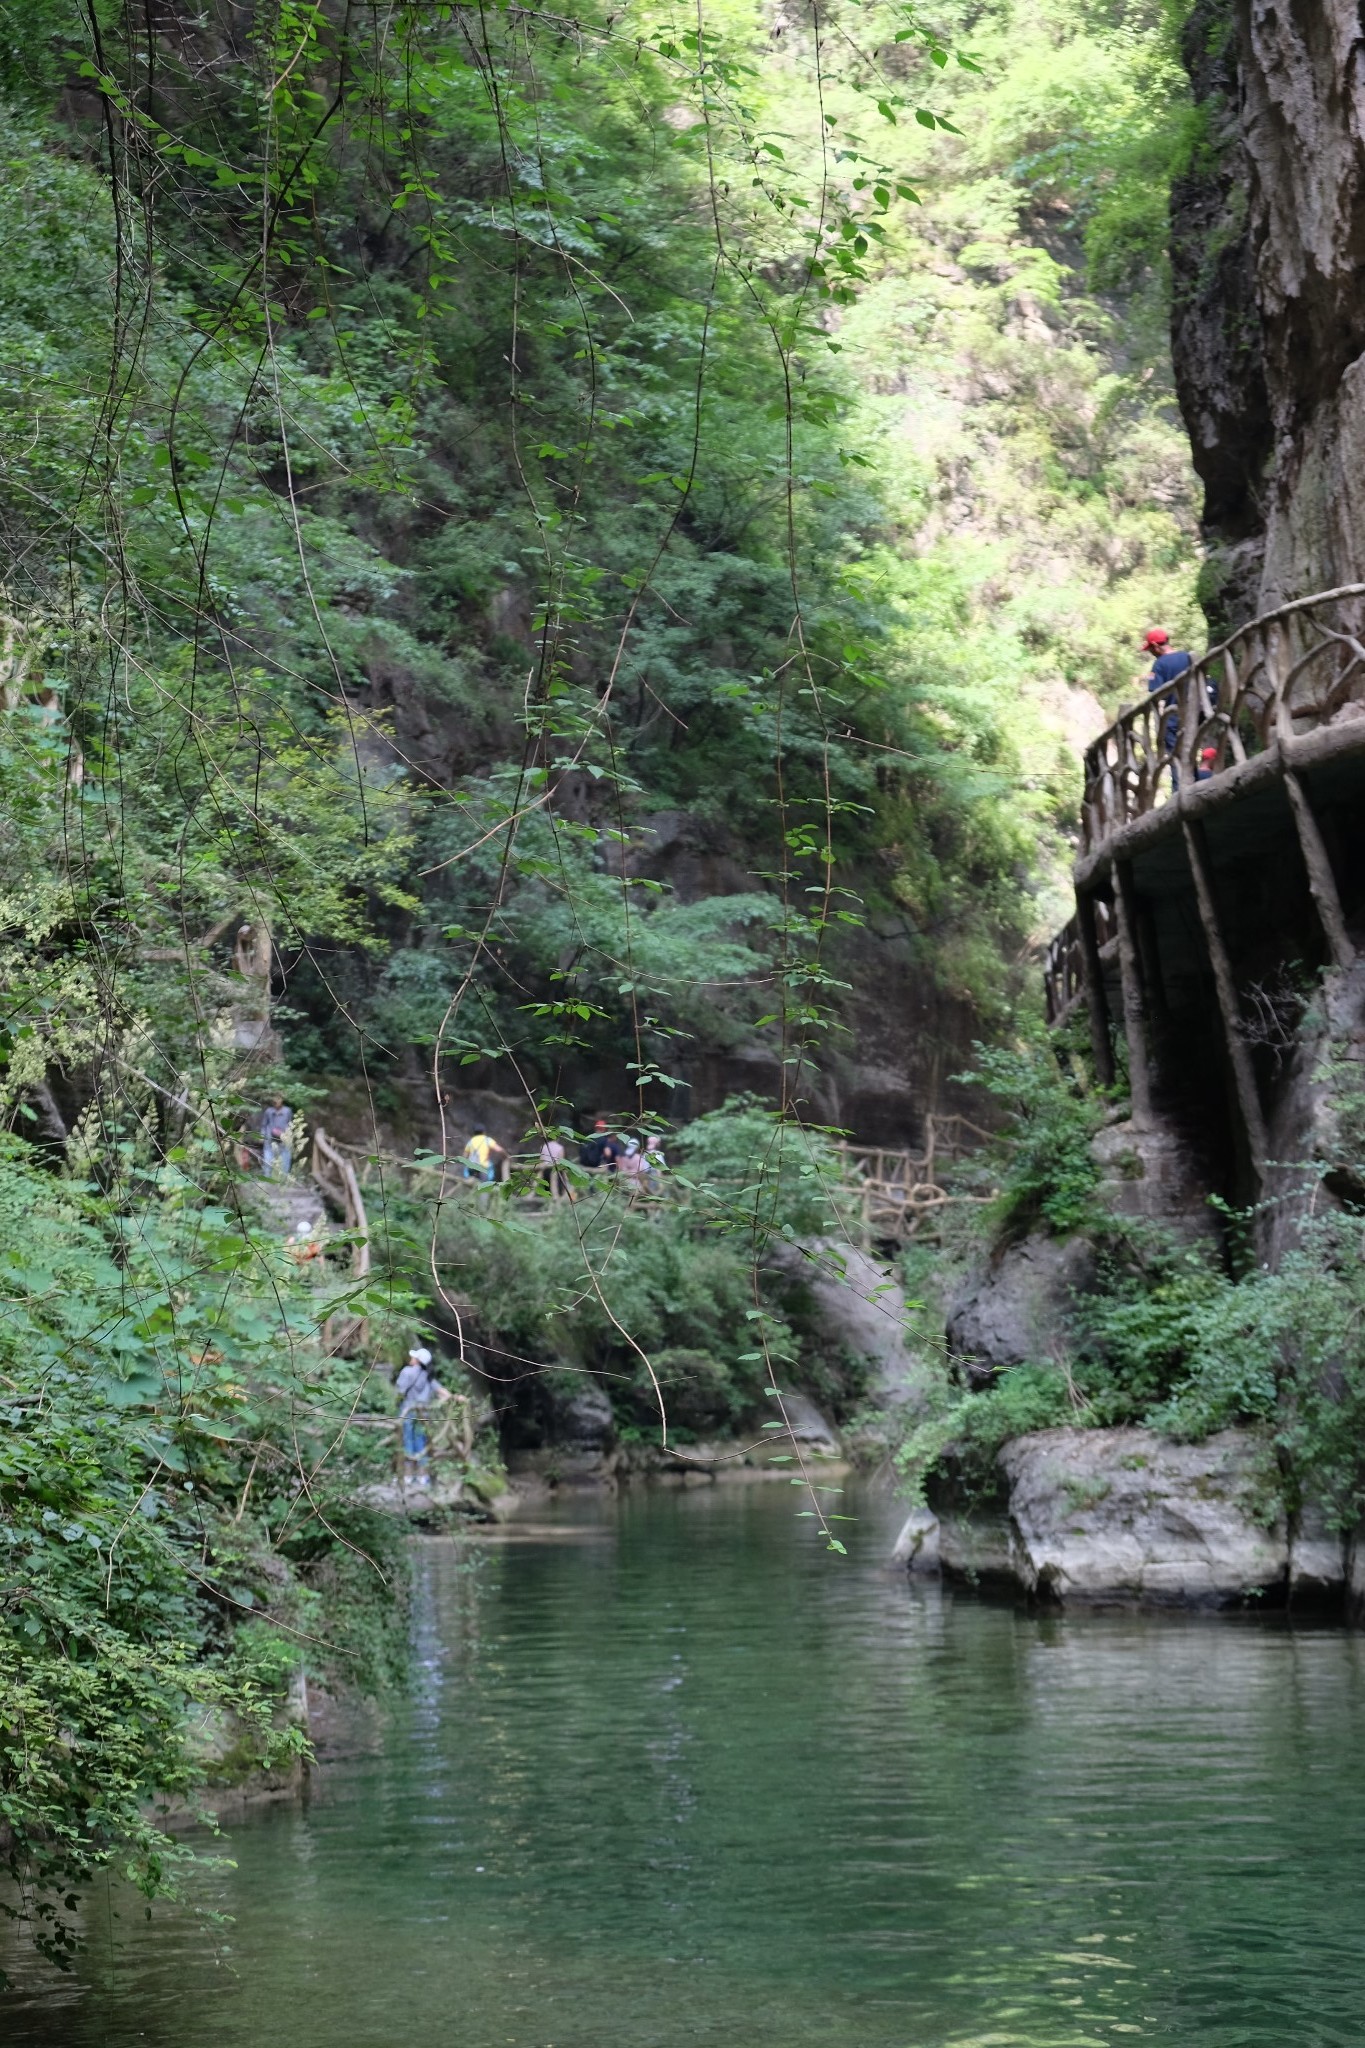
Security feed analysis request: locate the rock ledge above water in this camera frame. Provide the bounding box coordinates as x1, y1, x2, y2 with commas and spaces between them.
893, 1425, 1344, 1609
999, 1426, 1287, 1606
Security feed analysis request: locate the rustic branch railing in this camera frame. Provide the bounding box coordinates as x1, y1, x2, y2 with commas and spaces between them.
317, 1119, 991, 1248
1079, 583, 1365, 854
839, 1115, 995, 1243
312, 1126, 370, 1353
1043, 584, 1365, 1029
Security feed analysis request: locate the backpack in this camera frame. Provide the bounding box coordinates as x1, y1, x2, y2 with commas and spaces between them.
579, 1134, 608, 1169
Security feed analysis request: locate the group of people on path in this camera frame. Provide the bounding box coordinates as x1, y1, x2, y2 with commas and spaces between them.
1138, 626, 1218, 782
457, 1117, 666, 1197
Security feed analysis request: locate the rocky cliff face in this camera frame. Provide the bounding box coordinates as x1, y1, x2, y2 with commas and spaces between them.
1173, 0, 1365, 626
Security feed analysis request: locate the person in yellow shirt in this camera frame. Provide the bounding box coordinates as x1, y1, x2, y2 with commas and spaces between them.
460, 1127, 506, 1184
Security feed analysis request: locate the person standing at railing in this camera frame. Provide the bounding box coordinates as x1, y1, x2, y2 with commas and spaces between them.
578, 1119, 624, 1174
460, 1127, 506, 1184
1141, 628, 1192, 780
538, 1134, 570, 1198
642, 1132, 667, 1197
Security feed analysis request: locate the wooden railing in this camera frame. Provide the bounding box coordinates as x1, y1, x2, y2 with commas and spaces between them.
312, 1126, 370, 1353
839, 1116, 994, 1243
1044, 584, 1365, 1028
320, 1122, 990, 1247
1079, 584, 1365, 854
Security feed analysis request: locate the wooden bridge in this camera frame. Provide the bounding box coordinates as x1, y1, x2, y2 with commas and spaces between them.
1044, 583, 1365, 1197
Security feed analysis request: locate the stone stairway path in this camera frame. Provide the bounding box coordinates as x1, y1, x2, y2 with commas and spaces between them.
247, 1173, 327, 1241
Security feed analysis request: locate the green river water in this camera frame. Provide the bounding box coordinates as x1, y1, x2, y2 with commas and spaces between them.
6, 1481, 1365, 2046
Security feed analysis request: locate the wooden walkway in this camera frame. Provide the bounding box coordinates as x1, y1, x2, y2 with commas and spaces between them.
1045, 583, 1365, 1032
1042, 582, 1365, 1197
313, 1116, 992, 1253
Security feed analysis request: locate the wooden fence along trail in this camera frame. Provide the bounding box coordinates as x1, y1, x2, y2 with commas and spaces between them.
315, 1117, 993, 1248
838, 1117, 995, 1243
310, 1126, 371, 1353
1043, 582, 1365, 1199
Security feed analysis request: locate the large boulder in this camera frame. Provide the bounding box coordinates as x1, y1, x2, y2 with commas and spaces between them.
946, 1233, 1094, 1382
891, 1505, 940, 1573
765, 1239, 939, 1423
999, 1426, 1287, 1606
776, 1391, 841, 1456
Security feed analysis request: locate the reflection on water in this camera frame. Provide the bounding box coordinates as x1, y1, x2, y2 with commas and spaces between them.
6, 1482, 1365, 2046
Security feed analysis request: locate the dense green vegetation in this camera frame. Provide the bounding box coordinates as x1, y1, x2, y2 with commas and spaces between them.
0, 0, 1211, 1968
899, 1039, 1365, 1533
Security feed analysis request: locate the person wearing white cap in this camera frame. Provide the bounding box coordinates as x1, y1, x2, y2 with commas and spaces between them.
395, 1345, 445, 1487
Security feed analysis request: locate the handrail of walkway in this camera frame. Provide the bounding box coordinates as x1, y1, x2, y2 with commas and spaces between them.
1078, 582, 1365, 856
314, 1124, 993, 1243
1045, 583, 1365, 1026
312, 1125, 371, 1353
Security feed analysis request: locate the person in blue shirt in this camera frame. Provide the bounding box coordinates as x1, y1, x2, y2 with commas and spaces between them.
1142, 626, 1192, 689
1141, 628, 1192, 774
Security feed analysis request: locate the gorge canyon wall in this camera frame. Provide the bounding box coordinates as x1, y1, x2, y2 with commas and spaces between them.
1173, 0, 1365, 626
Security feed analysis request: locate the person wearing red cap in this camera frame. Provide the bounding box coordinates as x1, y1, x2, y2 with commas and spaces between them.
1141, 626, 1192, 690
1141, 628, 1192, 775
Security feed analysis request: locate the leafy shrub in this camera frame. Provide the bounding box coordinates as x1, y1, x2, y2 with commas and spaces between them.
0, 1140, 413, 1973
896, 1362, 1078, 1509
1071, 1232, 1228, 1422
959, 1042, 1106, 1237
620, 1348, 741, 1437
671, 1097, 851, 1244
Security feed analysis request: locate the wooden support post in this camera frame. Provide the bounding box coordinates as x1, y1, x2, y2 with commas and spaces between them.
1110, 861, 1155, 1126
1181, 818, 1268, 1176
1135, 896, 1170, 1040
1075, 890, 1116, 1088
1283, 764, 1354, 970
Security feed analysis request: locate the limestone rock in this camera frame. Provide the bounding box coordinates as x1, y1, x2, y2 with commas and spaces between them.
775, 1392, 841, 1456
1288, 1500, 1345, 1603
765, 1239, 938, 1419
1346, 1525, 1365, 1621
936, 1509, 1017, 1588
549, 1376, 616, 1449
999, 1426, 1286, 1606
891, 1505, 940, 1573
1173, 1, 1365, 620
945, 1233, 1094, 1381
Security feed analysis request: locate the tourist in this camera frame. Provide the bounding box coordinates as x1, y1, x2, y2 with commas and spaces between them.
619, 1134, 645, 1191
395, 1344, 446, 1488
461, 1126, 506, 1184
1141, 627, 1191, 756
260, 1093, 292, 1179
578, 1118, 624, 1173
538, 1132, 569, 1198
643, 1132, 667, 1196
1141, 626, 1192, 690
